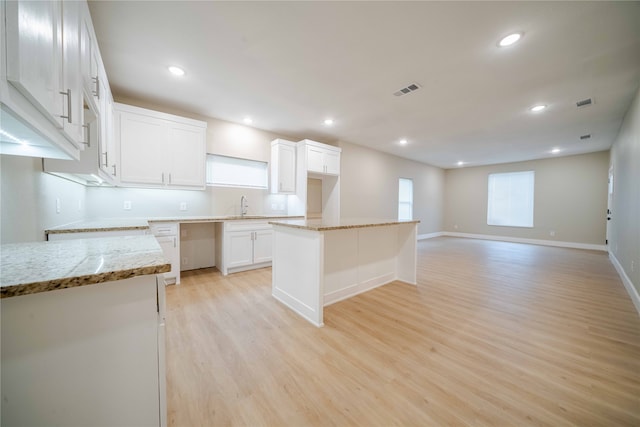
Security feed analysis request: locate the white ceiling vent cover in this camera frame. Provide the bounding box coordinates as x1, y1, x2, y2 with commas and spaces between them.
576, 98, 593, 108
394, 83, 421, 97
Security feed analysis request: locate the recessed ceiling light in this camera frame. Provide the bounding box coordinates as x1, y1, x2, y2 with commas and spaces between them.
457, 161, 464, 166
324, 118, 334, 126
243, 117, 253, 125
551, 148, 561, 154
530, 104, 547, 112
168, 66, 185, 76
399, 139, 408, 145
498, 32, 523, 47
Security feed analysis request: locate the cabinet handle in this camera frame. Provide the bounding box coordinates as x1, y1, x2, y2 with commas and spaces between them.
169, 173, 172, 184
162, 172, 165, 184
279, 182, 282, 191
92, 76, 100, 98
173, 237, 176, 248
81, 124, 90, 147
102, 151, 108, 167
112, 164, 117, 176
59, 89, 72, 123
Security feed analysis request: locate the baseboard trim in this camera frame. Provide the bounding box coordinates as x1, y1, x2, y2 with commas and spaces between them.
609, 252, 640, 316
441, 232, 607, 252
417, 232, 445, 240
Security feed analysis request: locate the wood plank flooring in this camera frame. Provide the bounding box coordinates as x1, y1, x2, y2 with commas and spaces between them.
165, 237, 640, 426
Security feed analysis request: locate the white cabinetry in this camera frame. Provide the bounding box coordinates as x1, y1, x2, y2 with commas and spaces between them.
1, 275, 166, 426
270, 139, 296, 194
218, 221, 273, 275
302, 140, 340, 176
115, 103, 207, 190
150, 222, 180, 285
1, 0, 90, 159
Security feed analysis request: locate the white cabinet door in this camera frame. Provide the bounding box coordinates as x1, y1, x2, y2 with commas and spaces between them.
156, 235, 180, 283
60, 0, 84, 145
324, 150, 341, 175
167, 123, 206, 187
226, 231, 254, 269
116, 104, 207, 189
104, 92, 118, 179
118, 111, 167, 185
271, 141, 296, 193
5, 0, 63, 127
253, 229, 273, 264
306, 146, 325, 174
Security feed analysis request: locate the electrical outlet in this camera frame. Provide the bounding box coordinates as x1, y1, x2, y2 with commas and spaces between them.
271, 203, 277, 210
180, 202, 187, 211
182, 257, 188, 265
56, 198, 61, 214
123, 201, 132, 210
453, 224, 458, 230
549, 230, 556, 237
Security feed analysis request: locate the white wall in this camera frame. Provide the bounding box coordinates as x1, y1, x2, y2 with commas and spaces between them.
443, 151, 610, 245
1, 156, 87, 243
337, 141, 444, 236
609, 86, 640, 297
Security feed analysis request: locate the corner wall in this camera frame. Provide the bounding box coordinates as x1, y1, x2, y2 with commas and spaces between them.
608, 86, 640, 304
443, 151, 610, 246
338, 141, 444, 236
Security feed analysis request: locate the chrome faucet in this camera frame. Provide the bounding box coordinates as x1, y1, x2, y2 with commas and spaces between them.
240, 195, 248, 216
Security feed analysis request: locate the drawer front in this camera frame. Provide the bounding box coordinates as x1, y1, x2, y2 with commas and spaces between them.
149, 222, 178, 236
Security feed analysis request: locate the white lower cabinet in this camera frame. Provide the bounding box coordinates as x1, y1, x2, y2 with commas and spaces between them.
218, 221, 273, 275
149, 222, 180, 285
0, 275, 166, 427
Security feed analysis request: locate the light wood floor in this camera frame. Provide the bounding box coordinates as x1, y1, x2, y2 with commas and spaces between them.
165, 237, 640, 426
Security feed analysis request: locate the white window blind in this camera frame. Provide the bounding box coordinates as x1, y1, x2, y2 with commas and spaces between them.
398, 178, 413, 221
206, 154, 268, 188
487, 171, 534, 227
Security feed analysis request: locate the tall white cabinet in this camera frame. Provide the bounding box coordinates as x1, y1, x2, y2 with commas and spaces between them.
115, 103, 207, 189
289, 140, 342, 221
271, 139, 297, 194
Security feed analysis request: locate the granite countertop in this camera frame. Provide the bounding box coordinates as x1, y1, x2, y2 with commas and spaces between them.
269, 218, 420, 231
45, 215, 304, 234
0, 235, 170, 298
46, 218, 150, 234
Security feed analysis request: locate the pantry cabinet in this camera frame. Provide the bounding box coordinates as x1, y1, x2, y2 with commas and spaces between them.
270, 139, 296, 194
116, 103, 207, 190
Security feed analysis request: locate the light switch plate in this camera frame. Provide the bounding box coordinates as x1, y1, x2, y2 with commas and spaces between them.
56, 198, 61, 214
179, 202, 187, 211
123, 201, 132, 210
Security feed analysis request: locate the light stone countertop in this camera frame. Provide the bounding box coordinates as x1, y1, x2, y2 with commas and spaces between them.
269, 218, 420, 231
0, 235, 170, 298
45, 215, 304, 234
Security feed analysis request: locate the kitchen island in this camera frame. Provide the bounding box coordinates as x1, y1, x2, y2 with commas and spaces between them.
1, 236, 170, 426
269, 218, 419, 326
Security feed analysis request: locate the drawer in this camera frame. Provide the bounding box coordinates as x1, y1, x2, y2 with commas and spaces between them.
149, 222, 178, 236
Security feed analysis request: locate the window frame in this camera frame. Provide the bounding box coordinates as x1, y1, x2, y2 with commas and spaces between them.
398, 177, 413, 221
205, 153, 268, 189
487, 170, 535, 228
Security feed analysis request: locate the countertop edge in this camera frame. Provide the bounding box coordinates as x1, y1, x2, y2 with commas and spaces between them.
269, 220, 420, 231
46, 225, 150, 234
0, 263, 171, 299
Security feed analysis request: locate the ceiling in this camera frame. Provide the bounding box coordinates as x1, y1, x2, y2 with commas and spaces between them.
88, 1, 640, 169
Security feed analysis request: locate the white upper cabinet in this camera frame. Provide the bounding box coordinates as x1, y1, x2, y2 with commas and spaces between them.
115, 103, 207, 190
270, 139, 296, 194
1, 0, 97, 159
300, 139, 341, 176
5, 1, 63, 128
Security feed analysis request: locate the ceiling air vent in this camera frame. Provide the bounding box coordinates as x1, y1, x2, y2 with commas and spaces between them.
580, 133, 592, 140
576, 98, 593, 108
394, 83, 421, 97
